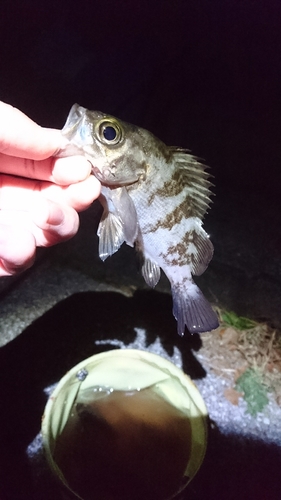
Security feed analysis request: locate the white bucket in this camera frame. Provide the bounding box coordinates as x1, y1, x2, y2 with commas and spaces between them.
42, 349, 208, 500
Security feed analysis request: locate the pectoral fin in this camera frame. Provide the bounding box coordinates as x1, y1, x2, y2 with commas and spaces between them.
97, 187, 138, 260
112, 187, 138, 247
190, 231, 214, 276
186, 220, 214, 276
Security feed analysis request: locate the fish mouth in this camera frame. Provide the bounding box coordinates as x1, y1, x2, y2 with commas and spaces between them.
91, 166, 139, 187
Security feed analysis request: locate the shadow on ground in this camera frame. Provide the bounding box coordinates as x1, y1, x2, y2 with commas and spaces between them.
0, 291, 280, 500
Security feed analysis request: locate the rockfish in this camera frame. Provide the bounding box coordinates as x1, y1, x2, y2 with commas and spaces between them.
59, 104, 219, 335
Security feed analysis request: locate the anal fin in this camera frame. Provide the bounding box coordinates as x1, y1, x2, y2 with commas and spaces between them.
142, 258, 161, 287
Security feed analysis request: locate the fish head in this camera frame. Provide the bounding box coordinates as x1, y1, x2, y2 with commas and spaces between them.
60, 103, 155, 186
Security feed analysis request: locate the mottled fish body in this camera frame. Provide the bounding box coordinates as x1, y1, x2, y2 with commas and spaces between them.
59, 104, 219, 335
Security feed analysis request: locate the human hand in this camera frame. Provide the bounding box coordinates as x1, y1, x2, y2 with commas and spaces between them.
0, 101, 100, 276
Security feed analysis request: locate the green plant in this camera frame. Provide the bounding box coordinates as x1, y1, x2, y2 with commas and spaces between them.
235, 368, 269, 416
220, 310, 257, 330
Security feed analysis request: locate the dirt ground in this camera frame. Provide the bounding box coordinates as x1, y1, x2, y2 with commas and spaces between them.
198, 309, 281, 414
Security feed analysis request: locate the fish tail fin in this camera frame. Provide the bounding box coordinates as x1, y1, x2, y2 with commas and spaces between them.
171, 283, 219, 336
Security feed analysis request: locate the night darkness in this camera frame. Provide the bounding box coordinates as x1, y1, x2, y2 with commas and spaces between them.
1, 0, 281, 201
1, 1, 281, 499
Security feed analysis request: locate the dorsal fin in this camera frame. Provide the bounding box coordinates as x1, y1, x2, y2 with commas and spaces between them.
170, 148, 214, 220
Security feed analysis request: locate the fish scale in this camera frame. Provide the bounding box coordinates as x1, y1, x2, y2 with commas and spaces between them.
58, 104, 219, 336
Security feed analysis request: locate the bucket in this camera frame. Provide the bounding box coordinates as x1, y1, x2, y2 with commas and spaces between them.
42, 349, 208, 500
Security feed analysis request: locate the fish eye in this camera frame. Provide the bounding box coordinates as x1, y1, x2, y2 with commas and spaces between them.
97, 119, 123, 145
103, 126, 117, 141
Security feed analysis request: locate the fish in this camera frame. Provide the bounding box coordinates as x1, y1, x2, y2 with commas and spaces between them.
58, 103, 219, 336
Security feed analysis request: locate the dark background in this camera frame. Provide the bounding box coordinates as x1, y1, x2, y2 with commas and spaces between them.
1, 0, 281, 325
0, 1, 281, 499
1, 0, 281, 197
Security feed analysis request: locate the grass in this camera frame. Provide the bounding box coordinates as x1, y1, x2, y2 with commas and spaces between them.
198, 308, 281, 414
235, 368, 269, 416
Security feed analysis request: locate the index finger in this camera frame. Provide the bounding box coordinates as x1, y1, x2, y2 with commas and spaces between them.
0, 101, 64, 160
